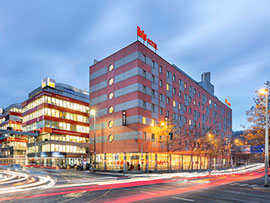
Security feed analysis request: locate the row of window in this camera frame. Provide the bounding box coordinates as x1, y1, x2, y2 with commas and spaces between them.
140, 56, 230, 116
0, 123, 22, 131
31, 133, 88, 143
23, 95, 89, 114
22, 108, 88, 124
28, 144, 87, 154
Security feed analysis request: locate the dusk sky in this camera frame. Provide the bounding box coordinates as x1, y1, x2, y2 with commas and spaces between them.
0, 0, 269, 131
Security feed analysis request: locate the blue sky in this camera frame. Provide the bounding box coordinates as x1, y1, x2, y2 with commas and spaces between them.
0, 0, 269, 131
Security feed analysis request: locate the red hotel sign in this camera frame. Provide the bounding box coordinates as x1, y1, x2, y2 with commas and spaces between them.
137, 26, 157, 50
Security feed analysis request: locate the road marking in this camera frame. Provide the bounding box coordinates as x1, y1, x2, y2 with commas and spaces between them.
225, 190, 246, 194
172, 196, 194, 201
140, 191, 156, 195
230, 182, 240, 185
239, 184, 249, 186
248, 184, 258, 187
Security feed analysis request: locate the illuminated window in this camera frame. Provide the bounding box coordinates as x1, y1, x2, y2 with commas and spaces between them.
166, 84, 169, 91
109, 107, 114, 114
189, 119, 192, 125
108, 120, 114, 128
108, 134, 114, 142
109, 78, 114, 86
194, 100, 196, 105
173, 100, 176, 107
108, 64, 114, 72
142, 117, 146, 124
108, 92, 114, 99
209, 99, 212, 104
151, 119, 154, 126
184, 82, 187, 88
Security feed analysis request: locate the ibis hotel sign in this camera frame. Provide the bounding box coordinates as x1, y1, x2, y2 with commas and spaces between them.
137, 26, 157, 50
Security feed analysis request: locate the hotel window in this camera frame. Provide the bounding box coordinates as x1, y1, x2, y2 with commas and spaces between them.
152, 104, 155, 112
173, 113, 176, 120
159, 66, 163, 73
179, 79, 182, 86
152, 75, 155, 83
178, 103, 181, 110
159, 79, 163, 87
143, 85, 146, 94
173, 100, 176, 107
198, 102, 200, 107
108, 120, 113, 128
194, 100, 196, 106
166, 110, 169, 117
159, 94, 163, 101
209, 99, 212, 104
109, 78, 114, 86
151, 134, 155, 141
108, 64, 114, 72
152, 90, 155, 98
143, 101, 146, 109
143, 132, 147, 140
173, 75, 176, 82
184, 117, 187, 124
173, 88, 176, 95
166, 97, 169, 104
109, 107, 114, 114
189, 86, 192, 93
151, 119, 154, 126
214, 103, 217, 108
108, 92, 114, 100
166, 83, 169, 91
189, 108, 192, 114
179, 91, 182, 97
184, 105, 187, 112
143, 54, 146, 63
184, 94, 187, 101
143, 70, 146, 78
184, 82, 187, 88
152, 60, 155, 68
198, 91, 200, 97
189, 96, 192, 103
166, 70, 170, 78
142, 117, 146, 124
193, 89, 196, 95
159, 107, 163, 115
202, 104, 205, 110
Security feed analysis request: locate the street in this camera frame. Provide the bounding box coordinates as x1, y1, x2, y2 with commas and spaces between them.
0, 164, 269, 202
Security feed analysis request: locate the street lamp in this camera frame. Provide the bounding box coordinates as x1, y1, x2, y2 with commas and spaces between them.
259, 88, 269, 187
90, 109, 96, 171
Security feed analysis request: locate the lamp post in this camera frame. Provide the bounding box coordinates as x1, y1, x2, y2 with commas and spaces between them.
260, 89, 269, 187
90, 110, 96, 172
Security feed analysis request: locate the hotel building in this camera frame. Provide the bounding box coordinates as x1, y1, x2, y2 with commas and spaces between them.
22, 78, 90, 167
89, 41, 232, 172
0, 104, 27, 163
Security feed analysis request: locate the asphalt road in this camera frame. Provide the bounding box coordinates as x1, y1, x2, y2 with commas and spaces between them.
1, 167, 269, 203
